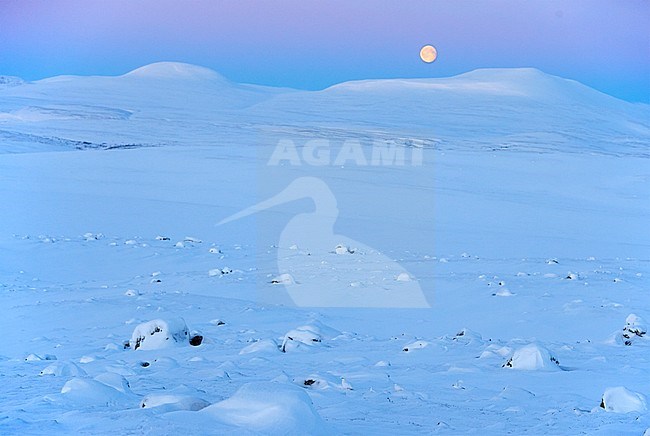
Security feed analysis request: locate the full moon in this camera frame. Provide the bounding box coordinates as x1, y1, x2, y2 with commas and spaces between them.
419, 45, 437, 63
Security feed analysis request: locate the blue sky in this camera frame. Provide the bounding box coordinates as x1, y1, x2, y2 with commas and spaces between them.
0, 0, 648, 102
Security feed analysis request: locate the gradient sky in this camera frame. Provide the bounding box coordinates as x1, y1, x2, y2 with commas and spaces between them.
0, 0, 648, 102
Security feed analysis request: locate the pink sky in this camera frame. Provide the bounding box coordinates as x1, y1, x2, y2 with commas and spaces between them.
0, 0, 648, 101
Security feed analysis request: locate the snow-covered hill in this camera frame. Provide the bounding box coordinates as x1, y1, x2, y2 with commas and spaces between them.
0, 63, 647, 155
0, 63, 648, 434
252, 67, 649, 156
0, 62, 290, 152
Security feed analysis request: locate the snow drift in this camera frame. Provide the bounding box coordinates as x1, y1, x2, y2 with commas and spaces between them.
201, 382, 329, 434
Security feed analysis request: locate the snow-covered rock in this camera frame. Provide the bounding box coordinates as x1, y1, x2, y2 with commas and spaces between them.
492, 288, 514, 297
451, 328, 483, 345
202, 382, 329, 435
83, 232, 104, 241
24, 353, 57, 362
294, 376, 329, 390
189, 331, 203, 346
129, 318, 190, 350
620, 314, 647, 346
60, 378, 136, 407
39, 362, 87, 377
208, 266, 232, 276
280, 326, 322, 353
600, 387, 647, 413
403, 340, 428, 352
271, 273, 295, 284
503, 344, 560, 371
335, 244, 354, 254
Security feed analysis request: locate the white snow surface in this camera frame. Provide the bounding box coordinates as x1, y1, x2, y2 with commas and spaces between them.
0, 63, 649, 434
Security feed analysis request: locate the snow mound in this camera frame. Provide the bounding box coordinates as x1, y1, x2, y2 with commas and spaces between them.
60, 378, 136, 407
503, 344, 560, 371
93, 373, 132, 393
202, 382, 328, 435
396, 272, 412, 282
123, 62, 226, 82
240, 339, 279, 355
39, 361, 86, 377
124, 289, 141, 297
600, 387, 647, 413
129, 318, 190, 350
25, 353, 56, 362
303, 319, 342, 338
280, 326, 322, 353
141, 394, 210, 412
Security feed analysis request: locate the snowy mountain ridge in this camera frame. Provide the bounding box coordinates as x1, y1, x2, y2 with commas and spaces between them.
3, 62, 641, 105
0, 62, 647, 155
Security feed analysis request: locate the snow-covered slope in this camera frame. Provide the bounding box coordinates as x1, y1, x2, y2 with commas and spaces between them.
252, 67, 649, 156
0, 63, 648, 434
0, 62, 291, 152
